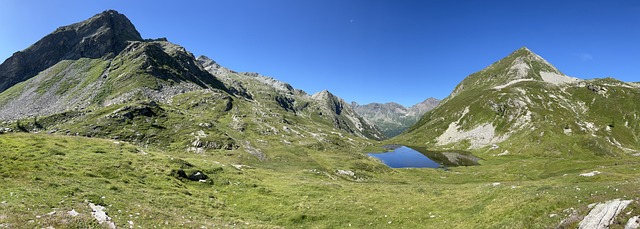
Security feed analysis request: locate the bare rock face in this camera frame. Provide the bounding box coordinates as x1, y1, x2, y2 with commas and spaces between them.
0, 10, 142, 92
578, 199, 632, 229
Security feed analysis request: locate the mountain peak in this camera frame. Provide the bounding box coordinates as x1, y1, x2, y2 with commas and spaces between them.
517, 46, 532, 52
89, 9, 128, 22
312, 90, 332, 99
69, 9, 142, 51
504, 47, 559, 73
197, 55, 219, 69
100, 9, 122, 16
447, 47, 576, 98
0, 9, 143, 92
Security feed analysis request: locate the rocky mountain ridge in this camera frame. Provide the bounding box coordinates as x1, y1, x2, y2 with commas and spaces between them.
0, 10, 384, 156
352, 98, 440, 137
197, 56, 384, 140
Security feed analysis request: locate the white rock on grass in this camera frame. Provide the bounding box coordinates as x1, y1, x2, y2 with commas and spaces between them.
508, 57, 531, 79
579, 171, 602, 177
436, 121, 507, 149
626, 216, 640, 229
625, 216, 640, 229
496, 150, 509, 156
89, 203, 116, 229
493, 79, 535, 90
67, 209, 80, 217
540, 71, 580, 85
578, 199, 632, 229
231, 164, 247, 170
337, 170, 355, 177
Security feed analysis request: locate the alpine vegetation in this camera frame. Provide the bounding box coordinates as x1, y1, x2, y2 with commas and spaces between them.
1, 10, 639, 229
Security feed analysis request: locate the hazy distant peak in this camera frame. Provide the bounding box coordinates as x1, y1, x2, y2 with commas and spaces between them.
351, 97, 440, 138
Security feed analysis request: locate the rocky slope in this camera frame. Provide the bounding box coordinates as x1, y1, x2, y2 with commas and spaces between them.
397, 47, 640, 157
352, 98, 440, 137
0, 10, 383, 157
197, 55, 384, 141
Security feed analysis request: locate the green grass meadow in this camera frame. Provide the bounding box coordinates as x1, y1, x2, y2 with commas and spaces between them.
1, 133, 639, 228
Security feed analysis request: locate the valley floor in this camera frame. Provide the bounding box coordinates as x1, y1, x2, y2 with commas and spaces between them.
1, 133, 639, 228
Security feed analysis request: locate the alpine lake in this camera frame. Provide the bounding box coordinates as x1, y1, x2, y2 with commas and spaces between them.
368, 145, 481, 168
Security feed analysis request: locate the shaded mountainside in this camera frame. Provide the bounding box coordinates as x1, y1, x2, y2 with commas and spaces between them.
396, 47, 640, 157
0, 10, 383, 157
352, 98, 440, 137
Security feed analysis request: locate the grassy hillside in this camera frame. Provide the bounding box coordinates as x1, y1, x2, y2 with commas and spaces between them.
397, 49, 640, 158
2, 133, 640, 228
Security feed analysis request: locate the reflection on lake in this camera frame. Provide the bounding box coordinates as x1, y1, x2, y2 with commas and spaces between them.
368, 145, 481, 168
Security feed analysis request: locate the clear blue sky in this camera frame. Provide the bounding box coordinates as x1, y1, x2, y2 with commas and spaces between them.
1, 1, 639, 106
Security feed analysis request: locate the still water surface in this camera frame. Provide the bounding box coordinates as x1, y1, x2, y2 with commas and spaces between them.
368, 145, 481, 168
368, 146, 441, 168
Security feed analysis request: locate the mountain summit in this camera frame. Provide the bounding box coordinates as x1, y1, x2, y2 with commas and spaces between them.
398, 47, 640, 156
0, 10, 142, 92
449, 47, 579, 98
0, 12, 226, 121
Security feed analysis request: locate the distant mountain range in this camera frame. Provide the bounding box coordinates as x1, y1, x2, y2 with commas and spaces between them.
351, 98, 440, 138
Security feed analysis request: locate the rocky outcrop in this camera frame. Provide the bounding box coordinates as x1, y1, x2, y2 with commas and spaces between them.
0, 10, 142, 92
578, 199, 632, 229
313, 90, 385, 140
586, 83, 608, 95
172, 169, 209, 182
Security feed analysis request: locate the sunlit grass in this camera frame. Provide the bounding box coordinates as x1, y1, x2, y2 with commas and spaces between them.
1, 133, 639, 228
